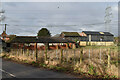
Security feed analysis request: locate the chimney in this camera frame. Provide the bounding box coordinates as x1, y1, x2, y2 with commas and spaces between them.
5, 24, 7, 33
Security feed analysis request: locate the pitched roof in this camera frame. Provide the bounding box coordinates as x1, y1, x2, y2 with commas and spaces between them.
7, 36, 75, 43
62, 32, 80, 37
82, 31, 114, 36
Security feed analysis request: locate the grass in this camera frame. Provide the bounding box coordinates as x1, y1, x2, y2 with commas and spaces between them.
83, 45, 118, 49
88, 65, 97, 76
2, 47, 119, 79
40, 63, 47, 68
111, 60, 118, 67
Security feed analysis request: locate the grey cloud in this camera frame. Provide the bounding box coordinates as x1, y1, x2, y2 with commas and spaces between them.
1, 2, 118, 36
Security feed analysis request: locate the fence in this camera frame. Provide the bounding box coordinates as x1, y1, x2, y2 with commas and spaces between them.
3, 47, 119, 77
7, 48, 118, 67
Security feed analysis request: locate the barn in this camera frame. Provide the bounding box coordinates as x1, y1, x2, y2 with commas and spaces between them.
82, 31, 114, 46
60, 32, 87, 46
60, 32, 87, 42
60, 31, 114, 46
3, 36, 75, 52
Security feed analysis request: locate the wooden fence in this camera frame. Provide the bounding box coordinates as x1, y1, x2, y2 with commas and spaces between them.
7, 47, 118, 68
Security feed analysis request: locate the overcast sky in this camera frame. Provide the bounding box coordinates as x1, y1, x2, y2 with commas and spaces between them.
0, 2, 118, 36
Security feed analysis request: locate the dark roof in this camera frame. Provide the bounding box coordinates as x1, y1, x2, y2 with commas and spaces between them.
7, 36, 75, 43
62, 32, 80, 37
82, 31, 114, 36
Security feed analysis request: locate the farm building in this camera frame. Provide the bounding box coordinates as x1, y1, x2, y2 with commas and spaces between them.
82, 31, 114, 46
60, 32, 87, 41
60, 32, 87, 46
60, 31, 114, 46
3, 36, 75, 52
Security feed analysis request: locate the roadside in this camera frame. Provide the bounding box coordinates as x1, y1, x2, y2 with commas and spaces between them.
2, 58, 87, 78
1, 45, 119, 79
2, 58, 76, 78
2, 57, 115, 79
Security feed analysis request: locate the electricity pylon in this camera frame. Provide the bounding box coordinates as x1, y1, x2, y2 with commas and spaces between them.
0, 0, 4, 21
104, 5, 113, 32
0, 0, 6, 33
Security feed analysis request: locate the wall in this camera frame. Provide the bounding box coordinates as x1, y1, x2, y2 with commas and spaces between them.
85, 34, 114, 42
79, 41, 86, 46
79, 41, 114, 46
86, 41, 114, 46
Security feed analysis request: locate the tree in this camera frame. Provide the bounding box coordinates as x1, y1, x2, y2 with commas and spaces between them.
37, 28, 51, 37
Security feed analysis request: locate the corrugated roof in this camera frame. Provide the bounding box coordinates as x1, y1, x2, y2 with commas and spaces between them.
7, 36, 75, 43
82, 31, 114, 36
62, 32, 80, 37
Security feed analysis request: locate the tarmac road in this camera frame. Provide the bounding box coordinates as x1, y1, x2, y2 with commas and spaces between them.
0, 58, 76, 78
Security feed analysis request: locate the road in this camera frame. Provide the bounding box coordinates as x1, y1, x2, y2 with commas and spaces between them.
0, 58, 76, 78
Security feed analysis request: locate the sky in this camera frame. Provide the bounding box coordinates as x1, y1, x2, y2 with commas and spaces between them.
0, 2, 118, 36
